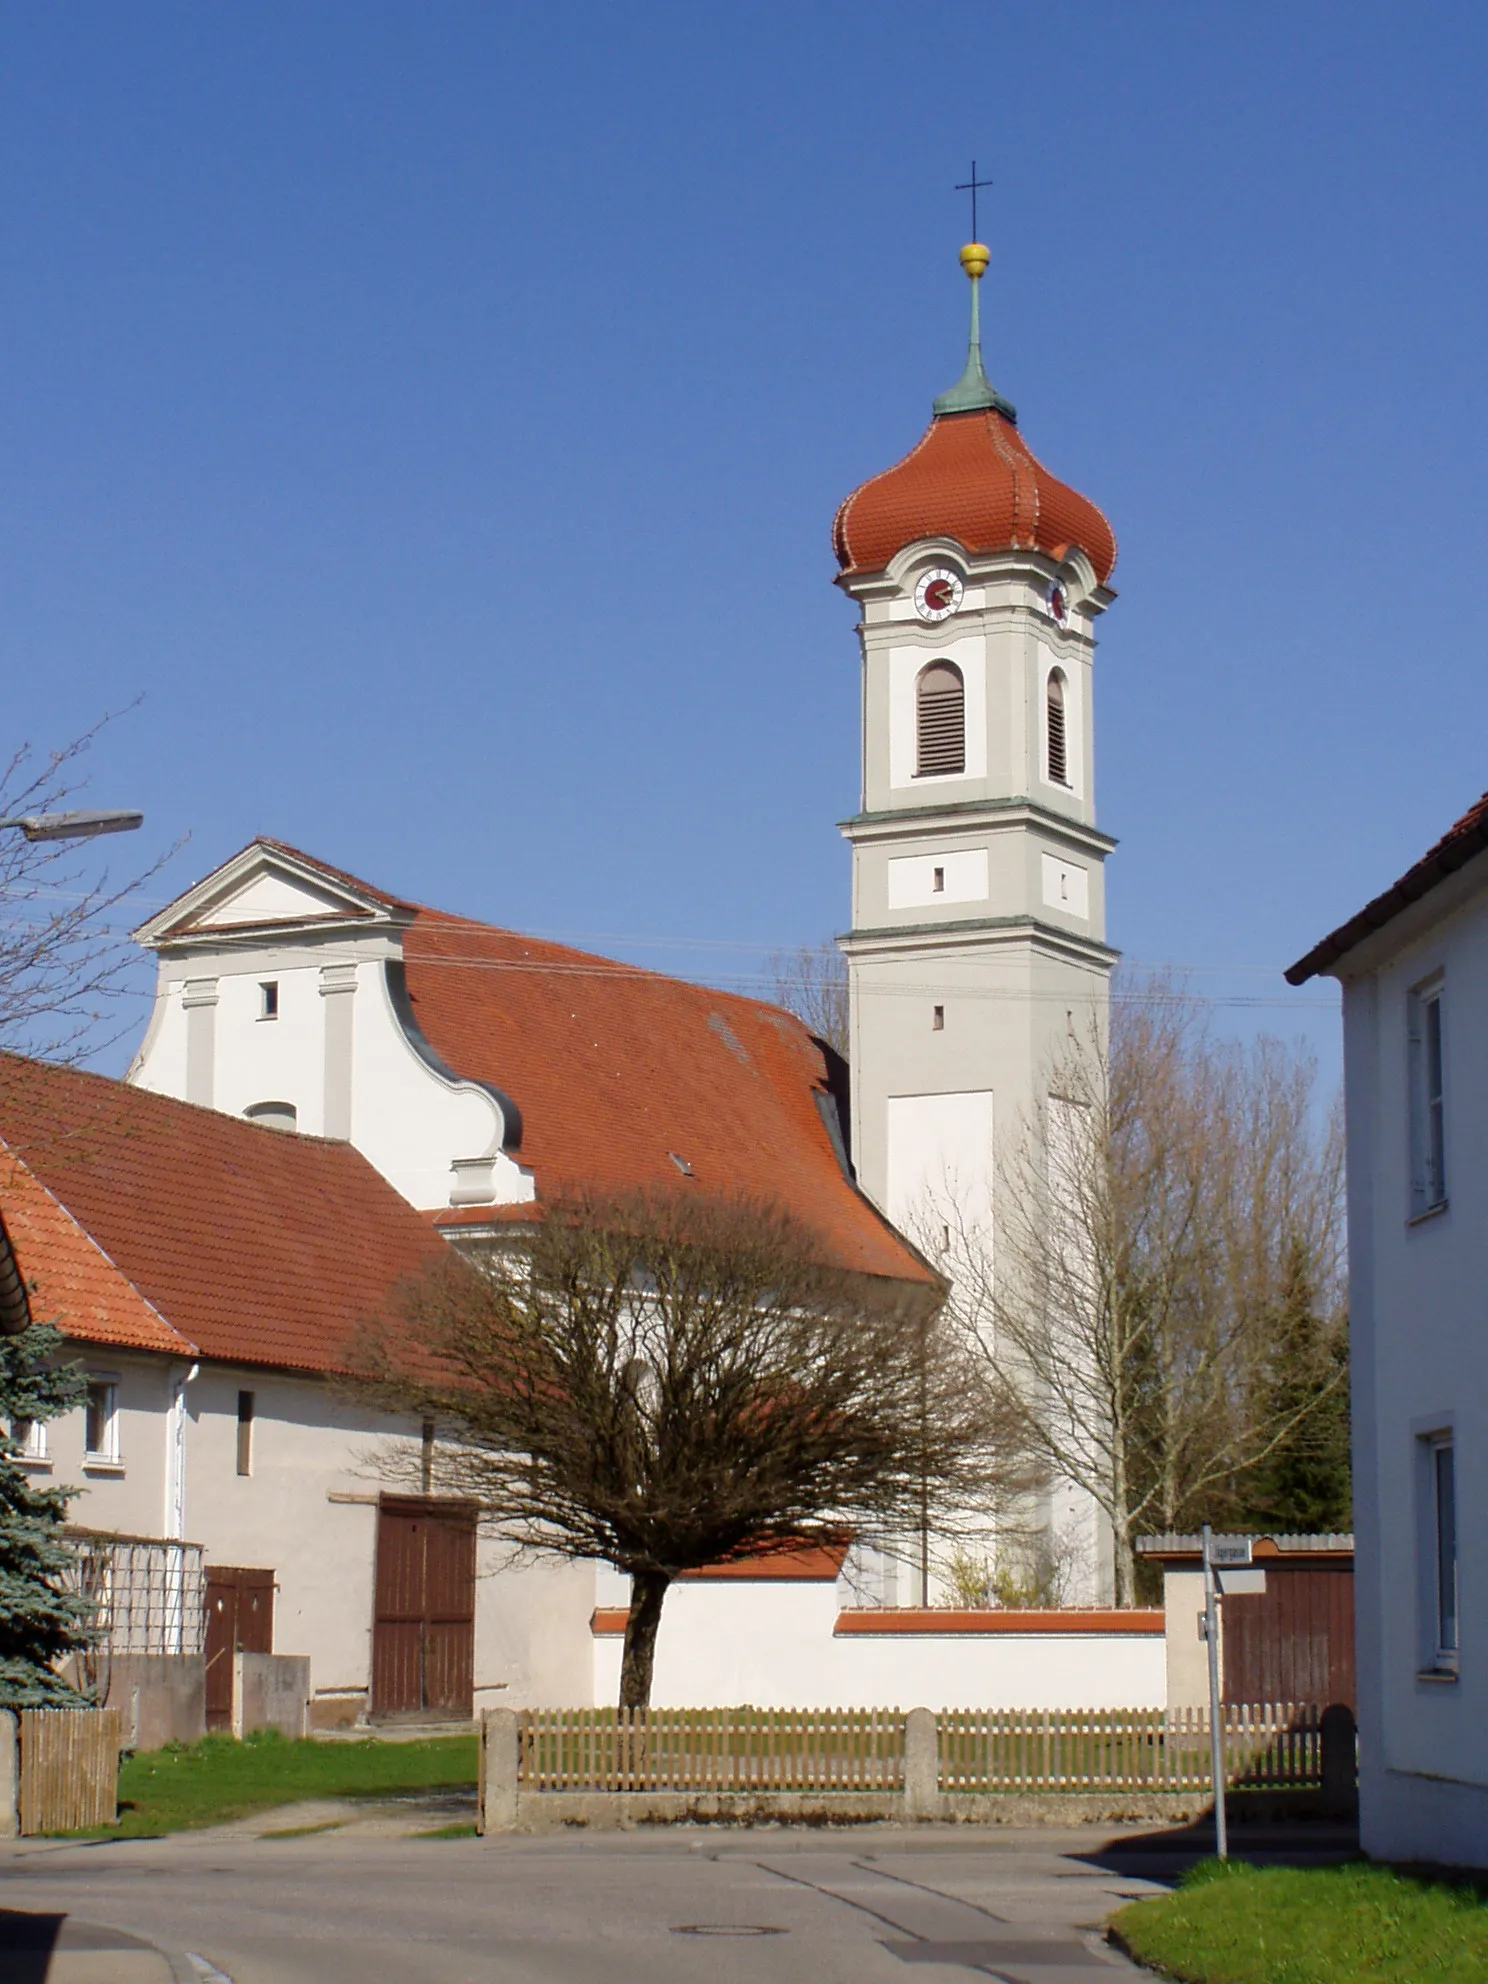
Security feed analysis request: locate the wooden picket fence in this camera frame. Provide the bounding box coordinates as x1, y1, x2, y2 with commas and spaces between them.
939, 1703, 1322, 1793
18, 1708, 122, 1835
516, 1703, 1322, 1795
518, 1706, 905, 1792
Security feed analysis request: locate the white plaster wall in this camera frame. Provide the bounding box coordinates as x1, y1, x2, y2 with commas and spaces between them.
1341, 868, 1488, 1865
885, 1090, 993, 1252
591, 1584, 1164, 1710
182, 1365, 593, 1714
133, 944, 531, 1212
888, 848, 989, 911
32, 1353, 175, 1542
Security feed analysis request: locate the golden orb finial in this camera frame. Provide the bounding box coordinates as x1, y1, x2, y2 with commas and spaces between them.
960, 242, 990, 280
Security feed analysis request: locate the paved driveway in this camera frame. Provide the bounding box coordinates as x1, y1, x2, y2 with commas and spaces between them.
0, 1824, 1182, 1983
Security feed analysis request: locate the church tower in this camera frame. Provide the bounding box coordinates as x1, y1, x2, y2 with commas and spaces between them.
833, 241, 1120, 1596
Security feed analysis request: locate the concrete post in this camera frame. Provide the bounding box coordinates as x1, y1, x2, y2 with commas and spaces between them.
903, 1707, 939, 1820
479, 1707, 519, 1835
0, 1710, 17, 1839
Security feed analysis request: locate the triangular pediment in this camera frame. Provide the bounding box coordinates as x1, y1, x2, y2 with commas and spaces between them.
135, 840, 416, 949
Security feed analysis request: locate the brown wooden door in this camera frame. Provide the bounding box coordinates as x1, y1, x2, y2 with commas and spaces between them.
372, 1500, 475, 1721
1223, 1565, 1355, 1708
203, 1567, 275, 1733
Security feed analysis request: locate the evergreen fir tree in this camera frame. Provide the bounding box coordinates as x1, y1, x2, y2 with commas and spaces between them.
1235, 1240, 1352, 1536
0, 1320, 94, 1705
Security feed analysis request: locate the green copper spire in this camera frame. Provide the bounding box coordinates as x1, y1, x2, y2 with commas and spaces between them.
933, 243, 1017, 421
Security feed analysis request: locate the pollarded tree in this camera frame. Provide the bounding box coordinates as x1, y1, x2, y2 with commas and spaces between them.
357, 1188, 1001, 1707
0, 1271, 94, 1705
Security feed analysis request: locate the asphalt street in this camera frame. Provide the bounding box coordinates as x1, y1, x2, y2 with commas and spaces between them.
0, 1824, 1201, 1984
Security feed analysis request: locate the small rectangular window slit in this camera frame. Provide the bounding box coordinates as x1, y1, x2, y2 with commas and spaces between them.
932, 866, 945, 893
236, 1391, 254, 1476
932, 1005, 945, 1031
260, 982, 279, 1021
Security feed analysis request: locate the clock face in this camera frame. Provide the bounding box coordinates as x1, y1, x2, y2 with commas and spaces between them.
1049, 583, 1069, 626
914, 567, 963, 623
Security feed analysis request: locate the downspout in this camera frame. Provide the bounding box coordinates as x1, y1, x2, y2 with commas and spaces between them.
165, 1362, 200, 1655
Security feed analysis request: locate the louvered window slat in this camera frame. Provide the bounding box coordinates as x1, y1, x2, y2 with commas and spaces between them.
916, 664, 965, 777
1047, 673, 1068, 786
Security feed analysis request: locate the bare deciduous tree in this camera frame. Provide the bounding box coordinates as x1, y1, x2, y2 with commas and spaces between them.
942, 983, 1346, 1606
0, 718, 173, 1063
770, 941, 849, 1059
357, 1188, 1000, 1706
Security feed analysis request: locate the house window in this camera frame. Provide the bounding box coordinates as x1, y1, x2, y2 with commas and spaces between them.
916, 663, 965, 777
236, 1391, 255, 1477
1420, 1430, 1458, 1672
1408, 979, 1446, 1215
260, 981, 279, 1020
1046, 671, 1069, 786
932, 866, 945, 893
8, 1417, 47, 1465
84, 1380, 119, 1465
932, 1005, 945, 1032
244, 1101, 297, 1133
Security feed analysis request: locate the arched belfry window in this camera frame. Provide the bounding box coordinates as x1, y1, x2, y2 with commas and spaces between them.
1046, 670, 1069, 787
916, 662, 965, 778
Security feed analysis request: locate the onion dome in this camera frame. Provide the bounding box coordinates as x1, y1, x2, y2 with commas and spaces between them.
833, 244, 1117, 584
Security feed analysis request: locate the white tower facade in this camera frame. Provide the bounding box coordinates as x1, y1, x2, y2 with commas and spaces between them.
833, 245, 1120, 1602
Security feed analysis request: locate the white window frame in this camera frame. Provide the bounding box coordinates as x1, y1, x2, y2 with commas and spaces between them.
1415, 1421, 1458, 1677
7, 1415, 48, 1467
1407, 974, 1447, 1218
83, 1376, 122, 1469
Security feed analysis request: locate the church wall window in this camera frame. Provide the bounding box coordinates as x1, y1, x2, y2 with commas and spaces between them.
915, 662, 965, 778
1046, 670, 1069, 787
259, 981, 279, 1020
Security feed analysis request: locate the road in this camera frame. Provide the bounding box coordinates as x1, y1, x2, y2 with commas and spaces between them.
0, 1822, 1198, 1984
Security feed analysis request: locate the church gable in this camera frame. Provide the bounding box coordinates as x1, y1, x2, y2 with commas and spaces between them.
135, 839, 414, 949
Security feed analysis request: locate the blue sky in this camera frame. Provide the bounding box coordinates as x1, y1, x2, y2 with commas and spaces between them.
3, 3, 1484, 1079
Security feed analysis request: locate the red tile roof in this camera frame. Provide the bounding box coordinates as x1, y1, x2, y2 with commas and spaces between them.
833, 409, 1117, 584
1287, 789, 1488, 983
832, 1609, 1164, 1636
398, 908, 934, 1286
0, 1054, 449, 1373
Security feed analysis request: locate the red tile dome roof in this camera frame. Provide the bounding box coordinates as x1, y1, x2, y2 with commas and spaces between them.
832, 408, 1117, 584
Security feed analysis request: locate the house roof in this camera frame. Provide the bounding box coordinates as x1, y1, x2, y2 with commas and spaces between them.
832, 409, 1117, 584
0, 1054, 449, 1374
390, 904, 934, 1287
1136, 1533, 1354, 1562
1287, 790, 1488, 984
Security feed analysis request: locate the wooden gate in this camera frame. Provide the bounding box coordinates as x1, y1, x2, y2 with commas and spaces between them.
204, 1566, 275, 1733
1223, 1563, 1356, 1708
19, 1709, 122, 1834
372, 1499, 476, 1721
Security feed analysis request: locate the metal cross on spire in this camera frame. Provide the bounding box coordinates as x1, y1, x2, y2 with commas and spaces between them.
955, 160, 993, 242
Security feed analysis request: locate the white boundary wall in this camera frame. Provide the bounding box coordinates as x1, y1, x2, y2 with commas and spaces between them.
591, 1581, 1164, 1711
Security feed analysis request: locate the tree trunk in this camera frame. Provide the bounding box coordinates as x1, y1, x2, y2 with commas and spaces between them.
1112, 1514, 1136, 1609
618, 1569, 670, 1709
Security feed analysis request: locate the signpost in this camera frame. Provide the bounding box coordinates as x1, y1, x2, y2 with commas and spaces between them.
1200, 1525, 1250, 1860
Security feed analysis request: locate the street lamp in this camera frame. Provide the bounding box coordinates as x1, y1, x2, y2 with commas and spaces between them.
0, 808, 144, 843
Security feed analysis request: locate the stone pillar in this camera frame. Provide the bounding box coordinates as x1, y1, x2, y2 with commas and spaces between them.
479, 1707, 519, 1835
903, 1706, 939, 1820
0, 1710, 17, 1839
182, 979, 218, 1107
319, 964, 357, 1140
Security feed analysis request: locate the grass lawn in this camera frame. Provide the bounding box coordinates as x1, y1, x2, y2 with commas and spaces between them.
77, 1729, 478, 1839
1113, 1859, 1488, 1983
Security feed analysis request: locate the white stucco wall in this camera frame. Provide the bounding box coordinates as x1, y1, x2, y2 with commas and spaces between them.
591, 1581, 1164, 1711
1336, 853, 1488, 1865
